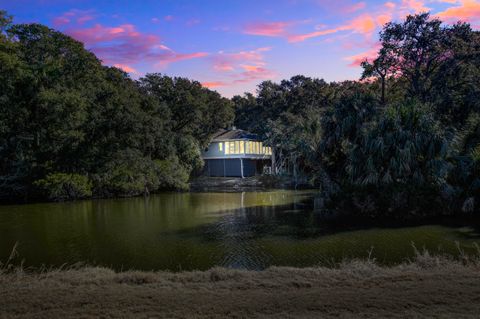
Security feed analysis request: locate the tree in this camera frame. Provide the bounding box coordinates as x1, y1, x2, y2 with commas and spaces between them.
361, 47, 398, 105
362, 13, 478, 110
0, 13, 234, 201
138, 73, 234, 147
346, 101, 453, 215
320, 83, 378, 180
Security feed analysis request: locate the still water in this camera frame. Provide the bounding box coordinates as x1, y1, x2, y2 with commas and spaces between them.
0, 191, 479, 271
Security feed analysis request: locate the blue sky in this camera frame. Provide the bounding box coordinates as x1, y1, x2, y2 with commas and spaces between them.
1, 0, 479, 96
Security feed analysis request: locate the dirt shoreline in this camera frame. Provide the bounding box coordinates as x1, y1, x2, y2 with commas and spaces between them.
1, 254, 480, 318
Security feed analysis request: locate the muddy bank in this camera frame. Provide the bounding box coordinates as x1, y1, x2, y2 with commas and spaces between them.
1, 255, 480, 318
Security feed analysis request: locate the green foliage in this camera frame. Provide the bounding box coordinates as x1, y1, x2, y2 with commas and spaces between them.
234, 75, 334, 177
347, 102, 451, 188
155, 157, 190, 191
138, 73, 234, 147
93, 149, 159, 197
34, 173, 92, 201
234, 14, 480, 216
0, 13, 232, 202
448, 113, 480, 212
342, 102, 452, 215
320, 84, 378, 178
93, 151, 190, 197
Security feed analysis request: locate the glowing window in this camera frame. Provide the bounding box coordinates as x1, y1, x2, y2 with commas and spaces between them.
240, 141, 245, 154
225, 142, 230, 154
219, 142, 223, 152
234, 141, 239, 154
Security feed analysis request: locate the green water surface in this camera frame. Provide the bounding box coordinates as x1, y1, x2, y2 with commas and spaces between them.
0, 191, 479, 271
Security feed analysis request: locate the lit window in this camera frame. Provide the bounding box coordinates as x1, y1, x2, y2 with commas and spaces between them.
247, 141, 252, 153
230, 141, 235, 154
225, 142, 230, 155
234, 141, 240, 154
219, 142, 223, 152
240, 141, 245, 154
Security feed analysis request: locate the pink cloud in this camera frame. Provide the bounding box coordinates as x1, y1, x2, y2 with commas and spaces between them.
288, 26, 348, 42
399, 0, 430, 13
288, 14, 377, 43
58, 19, 207, 72
154, 52, 208, 67
53, 16, 70, 27
384, 2, 396, 9
314, 0, 368, 14
345, 43, 382, 67
286, 0, 430, 43
202, 81, 228, 88
376, 13, 393, 26
349, 14, 377, 34
113, 63, 138, 74
164, 15, 174, 22
211, 47, 271, 73
232, 67, 276, 84
53, 9, 95, 27
342, 2, 367, 14
203, 47, 276, 90
77, 15, 94, 24
240, 64, 265, 72
436, 0, 480, 24
244, 21, 292, 37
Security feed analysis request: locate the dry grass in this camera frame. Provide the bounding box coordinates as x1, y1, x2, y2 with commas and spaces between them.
1, 248, 480, 318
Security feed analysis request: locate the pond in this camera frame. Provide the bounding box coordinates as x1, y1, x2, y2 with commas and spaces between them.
0, 190, 479, 271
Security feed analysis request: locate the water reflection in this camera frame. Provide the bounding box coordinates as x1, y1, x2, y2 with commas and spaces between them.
0, 191, 479, 271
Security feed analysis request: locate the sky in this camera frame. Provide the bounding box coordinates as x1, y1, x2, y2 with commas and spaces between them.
1, 0, 480, 97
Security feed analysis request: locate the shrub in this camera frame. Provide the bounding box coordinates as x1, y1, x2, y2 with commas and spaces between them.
93, 149, 159, 197
93, 150, 190, 197
155, 156, 190, 191
34, 173, 92, 201
344, 101, 453, 216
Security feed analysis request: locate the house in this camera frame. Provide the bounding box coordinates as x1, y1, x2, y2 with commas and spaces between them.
201, 128, 273, 178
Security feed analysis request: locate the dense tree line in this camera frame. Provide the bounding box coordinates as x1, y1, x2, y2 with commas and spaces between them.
1, 10, 479, 217
234, 13, 480, 217
0, 11, 233, 202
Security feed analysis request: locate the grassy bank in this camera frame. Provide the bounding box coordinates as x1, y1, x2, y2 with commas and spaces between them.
1, 251, 480, 318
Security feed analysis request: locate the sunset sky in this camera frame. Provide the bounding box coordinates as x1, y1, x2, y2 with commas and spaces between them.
2, 0, 480, 97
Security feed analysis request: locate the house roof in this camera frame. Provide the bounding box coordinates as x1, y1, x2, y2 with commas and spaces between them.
211, 128, 259, 142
